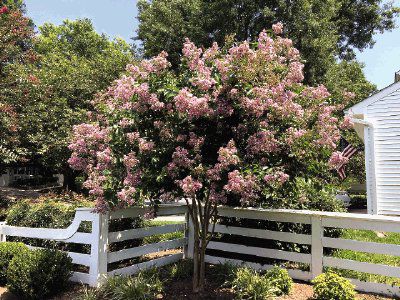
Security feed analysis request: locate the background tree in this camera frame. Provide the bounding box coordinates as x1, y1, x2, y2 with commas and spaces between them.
137, 0, 398, 83
0, 5, 36, 164
69, 25, 351, 291
15, 19, 134, 185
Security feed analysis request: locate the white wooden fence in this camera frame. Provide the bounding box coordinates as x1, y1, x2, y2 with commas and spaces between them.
204, 207, 400, 297
1, 205, 400, 297
0, 205, 187, 287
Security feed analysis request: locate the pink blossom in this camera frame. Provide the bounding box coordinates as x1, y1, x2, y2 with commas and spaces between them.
177, 176, 203, 195
117, 187, 137, 205
328, 151, 349, 170
224, 170, 260, 205
264, 171, 289, 185
187, 132, 205, 151
218, 140, 240, 167
123, 152, 139, 170
247, 131, 279, 155
341, 116, 354, 130
272, 22, 283, 35
174, 88, 212, 119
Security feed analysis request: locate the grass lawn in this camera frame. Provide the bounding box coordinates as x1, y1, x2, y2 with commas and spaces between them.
331, 229, 400, 286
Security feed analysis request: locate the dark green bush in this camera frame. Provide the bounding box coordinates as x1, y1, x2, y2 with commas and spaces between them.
312, 271, 356, 300
0, 195, 14, 221
265, 266, 292, 296
210, 262, 238, 286
7, 248, 73, 300
0, 242, 29, 285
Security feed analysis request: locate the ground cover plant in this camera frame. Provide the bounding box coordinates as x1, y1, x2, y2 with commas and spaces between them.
69, 22, 353, 292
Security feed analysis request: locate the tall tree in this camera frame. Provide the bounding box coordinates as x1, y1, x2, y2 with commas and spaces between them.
0, 5, 36, 164
137, 0, 398, 84
17, 19, 134, 181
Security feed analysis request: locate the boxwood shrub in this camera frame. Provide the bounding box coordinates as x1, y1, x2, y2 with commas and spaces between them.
265, 266, 293, 296
7, 248, 73, 300
0, 242, 29, 285
312, 271, 356, 300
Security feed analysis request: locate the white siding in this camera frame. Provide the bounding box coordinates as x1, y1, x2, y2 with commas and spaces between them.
366, 88, 400, 215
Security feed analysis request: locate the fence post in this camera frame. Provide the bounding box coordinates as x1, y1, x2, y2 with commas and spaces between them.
0, 222, 6, 242
90, 212, 109, 287
185, 212, 194, 259
311, 215, 323, 279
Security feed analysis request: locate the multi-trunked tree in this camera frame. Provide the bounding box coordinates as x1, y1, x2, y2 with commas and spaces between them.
69, 23, 351, 292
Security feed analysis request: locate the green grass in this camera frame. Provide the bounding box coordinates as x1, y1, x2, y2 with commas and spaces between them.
331, 229, 400, 286
142, 219, 185, 244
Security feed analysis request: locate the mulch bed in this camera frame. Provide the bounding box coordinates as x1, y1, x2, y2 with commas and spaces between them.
0, 281, 395, 300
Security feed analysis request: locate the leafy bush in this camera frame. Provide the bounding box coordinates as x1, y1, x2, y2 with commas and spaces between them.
210, 262, 238, 286
0, 195, 14, 221
232, 267, 277, 299
99, 269, 163, 300
167, 259, 193, 280
6, 194, 92, 229
0, 242, 29, 285
265, 266, 292, 296
312, 271, 356, 300
7, 248, 73, 300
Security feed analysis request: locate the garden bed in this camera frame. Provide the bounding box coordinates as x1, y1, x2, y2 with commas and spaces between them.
0, 281, 393, 300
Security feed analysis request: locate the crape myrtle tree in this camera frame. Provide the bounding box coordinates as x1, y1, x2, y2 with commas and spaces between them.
69, 24, 352, 292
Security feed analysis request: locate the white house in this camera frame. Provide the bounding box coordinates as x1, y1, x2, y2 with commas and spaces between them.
346, 71, 400, 215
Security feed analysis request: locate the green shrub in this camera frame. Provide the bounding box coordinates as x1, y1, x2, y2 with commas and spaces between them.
312, 271, 356, 300
167, 259, 193, 280
0, 195, 14, 221
6, 195, 92, 229
0, 242, 29, 285
99, 269, 163, 300
210, 262, 238, 286
265, 266, 292, 296
7, 248, 73, 300
232, 267, 277, 299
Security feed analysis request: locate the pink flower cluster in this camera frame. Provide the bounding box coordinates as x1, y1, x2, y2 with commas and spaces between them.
177, 175, 203, 196
285, 127, 307, 145
328, 151, 349, 170
264, 171, 289, 186
272, 22, 283, 35
316, 105, 340, 149
246, 131, 279, 155
218, 140, 240, 167
174, 88, 212, 119
224, 170, 260, 205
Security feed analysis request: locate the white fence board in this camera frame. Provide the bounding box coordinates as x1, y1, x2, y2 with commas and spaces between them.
109, 253, 184, 276
212, 224, 311, 245
207, 241, 311, 264
109, 205, 187, 220
109, 223, 185, 243
323, 257, 400, 278
323, 237, 400, 256
349, 279, 400, 297
108, 238, 187, 263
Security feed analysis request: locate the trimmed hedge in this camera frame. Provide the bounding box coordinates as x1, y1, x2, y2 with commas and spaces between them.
0, 242, 29, 285
7, 248, 73, 300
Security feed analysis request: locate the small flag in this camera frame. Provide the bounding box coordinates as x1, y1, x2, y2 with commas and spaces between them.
337, 138, 358, 180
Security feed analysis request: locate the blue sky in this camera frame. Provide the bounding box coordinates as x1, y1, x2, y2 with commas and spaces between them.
25, 0, 400, 89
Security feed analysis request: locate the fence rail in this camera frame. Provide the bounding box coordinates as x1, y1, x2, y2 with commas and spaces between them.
1, 205, 400, 297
